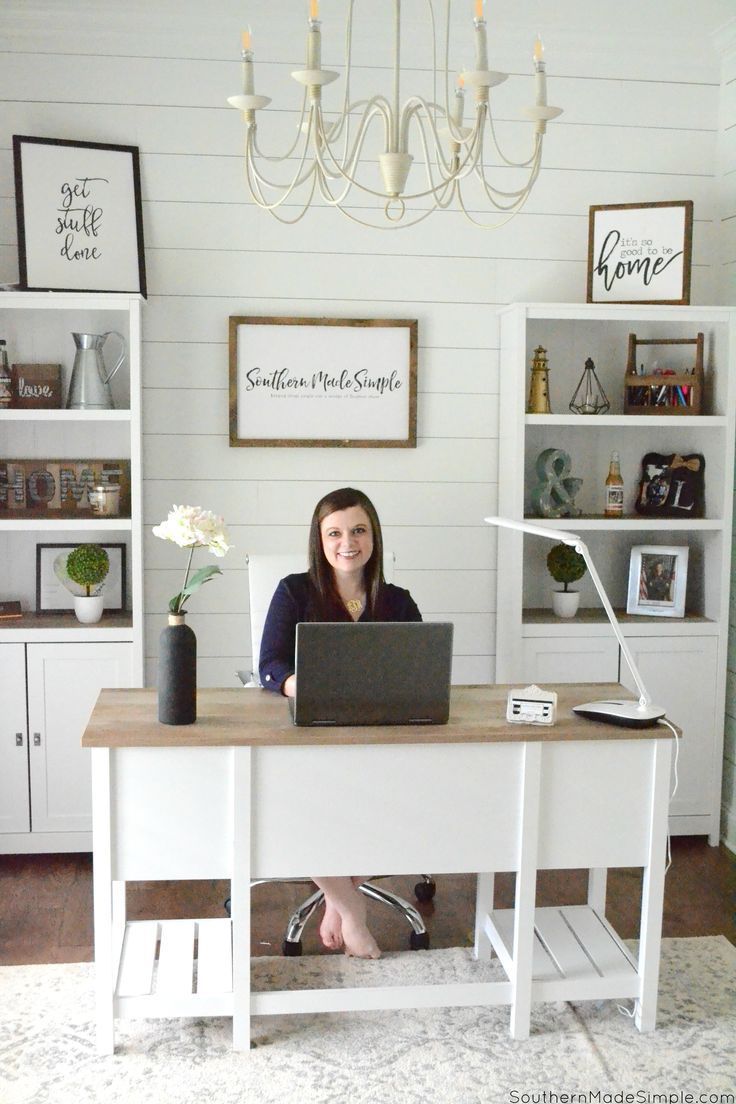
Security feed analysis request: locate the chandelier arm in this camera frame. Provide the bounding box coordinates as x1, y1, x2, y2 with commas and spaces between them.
456, 176, 537, 229
326, 197, 444, 231
398, 98, 478, 189
250, 88, 310, 163
323, 0, 359, 147
472, 142, 543, 206
316, 97, 392, 179
483, 112, 543, 169
245, 120, 323, 206
245, 143, 320, 218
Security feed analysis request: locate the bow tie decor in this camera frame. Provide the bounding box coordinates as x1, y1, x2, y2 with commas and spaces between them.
635, 451, 705, 518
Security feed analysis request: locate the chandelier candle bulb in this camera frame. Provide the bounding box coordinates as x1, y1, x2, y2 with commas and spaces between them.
310, 0, 319, 19
474, 17, 489, 71
241, 39, 255, 97
533, 37, 547, 106
307, 20, 321, 70
453, 83, 465, 128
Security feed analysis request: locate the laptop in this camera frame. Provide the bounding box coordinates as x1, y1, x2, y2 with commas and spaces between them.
290, 621, 454, 726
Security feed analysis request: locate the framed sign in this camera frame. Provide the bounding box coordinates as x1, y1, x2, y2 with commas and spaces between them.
36, 542, 127, 613
13, 135, 147, 296
626, 544, 688, 618
587, 201, 693, 305
0, 459, 130, 517
229, 317, 417, 448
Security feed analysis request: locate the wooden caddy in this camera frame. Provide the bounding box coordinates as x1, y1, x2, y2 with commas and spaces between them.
624, 332, 704, 415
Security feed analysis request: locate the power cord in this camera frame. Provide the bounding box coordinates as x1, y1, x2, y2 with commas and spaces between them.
657, 716, 680, 874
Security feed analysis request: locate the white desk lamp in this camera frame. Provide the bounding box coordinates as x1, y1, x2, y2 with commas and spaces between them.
485, 516, 666, 728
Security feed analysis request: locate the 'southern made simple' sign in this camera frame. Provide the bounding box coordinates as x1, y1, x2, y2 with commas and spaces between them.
229, 318, 417, 448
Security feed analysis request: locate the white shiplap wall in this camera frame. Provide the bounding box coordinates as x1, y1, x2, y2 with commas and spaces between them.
718, 19, 736, 851
0, 0, 731, 698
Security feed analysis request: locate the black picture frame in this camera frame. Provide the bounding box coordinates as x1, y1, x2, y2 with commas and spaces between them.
13, 134, 147, 297
35, 542, 127, 613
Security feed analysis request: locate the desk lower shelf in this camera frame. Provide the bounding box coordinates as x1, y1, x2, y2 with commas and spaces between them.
112, 905, 640, 1023
486, 905, 640, 1002
115, 918, 233, 1018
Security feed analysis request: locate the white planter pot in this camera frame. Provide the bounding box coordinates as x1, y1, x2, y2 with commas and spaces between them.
552, 589, 580, 618
73, 595, 104, 624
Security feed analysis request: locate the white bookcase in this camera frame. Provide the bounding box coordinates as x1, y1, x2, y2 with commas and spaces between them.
496, 303, 736, 844
0, 292, 143, 853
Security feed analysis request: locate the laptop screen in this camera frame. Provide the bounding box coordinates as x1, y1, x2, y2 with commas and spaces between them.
291, 621, 454, 727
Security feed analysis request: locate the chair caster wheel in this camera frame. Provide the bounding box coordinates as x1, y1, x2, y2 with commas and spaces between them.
282, 939, 303, 956
224, 897, 231, 917
414, 879, 436, 902
409, 931, 430, 950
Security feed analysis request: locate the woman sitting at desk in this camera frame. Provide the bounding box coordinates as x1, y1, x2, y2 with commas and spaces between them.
259, 486, 421, 959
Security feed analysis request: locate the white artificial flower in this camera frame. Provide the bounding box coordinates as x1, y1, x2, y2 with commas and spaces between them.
152, 505, 232, 613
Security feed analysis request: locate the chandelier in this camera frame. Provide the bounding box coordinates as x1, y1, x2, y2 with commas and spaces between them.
227, 1, 562, 230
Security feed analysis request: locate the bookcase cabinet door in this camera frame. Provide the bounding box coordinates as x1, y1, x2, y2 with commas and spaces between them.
0, 643, 30, 834
619, 635, 717, 828
27, 642, 134, 834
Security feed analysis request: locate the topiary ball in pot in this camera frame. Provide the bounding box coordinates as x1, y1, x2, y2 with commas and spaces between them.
66, 544, 109, 624
546, 542, 586, 618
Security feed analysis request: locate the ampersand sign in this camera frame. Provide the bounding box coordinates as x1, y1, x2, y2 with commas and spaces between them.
530, 448, 583, 518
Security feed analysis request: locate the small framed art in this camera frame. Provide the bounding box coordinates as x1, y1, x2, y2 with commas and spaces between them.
13, 134, 147, 296
36, 542, 127, 613
626, 545, 688, 618
587, 200, 693, 305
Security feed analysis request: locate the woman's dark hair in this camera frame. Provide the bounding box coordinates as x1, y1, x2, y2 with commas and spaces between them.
307, 487, 385, 618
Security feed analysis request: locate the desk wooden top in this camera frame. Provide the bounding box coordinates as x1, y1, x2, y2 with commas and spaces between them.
82, 684, 675, 748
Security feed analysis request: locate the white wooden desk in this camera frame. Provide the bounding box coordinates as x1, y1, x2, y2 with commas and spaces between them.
82, 684, 673, 1054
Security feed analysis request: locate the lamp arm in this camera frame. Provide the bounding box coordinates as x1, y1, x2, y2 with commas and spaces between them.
572, 539, 651, 708
484, 517, 652, 708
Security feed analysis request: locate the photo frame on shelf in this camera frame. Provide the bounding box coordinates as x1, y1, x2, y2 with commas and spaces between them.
587, 200, 693, 305
626, 545, 688, 618
229, 316, 417, 448
12, 134, 147, 296
35, 542, 127, 613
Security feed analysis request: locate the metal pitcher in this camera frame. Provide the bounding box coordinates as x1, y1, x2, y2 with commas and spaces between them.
66, 331, 126, 410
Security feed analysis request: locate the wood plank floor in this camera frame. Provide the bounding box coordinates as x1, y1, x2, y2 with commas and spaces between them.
0, 837, 733, 966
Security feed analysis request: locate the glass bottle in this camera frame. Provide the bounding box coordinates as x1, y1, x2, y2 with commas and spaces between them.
604, 451, 624, 517
0, 340, 11, 408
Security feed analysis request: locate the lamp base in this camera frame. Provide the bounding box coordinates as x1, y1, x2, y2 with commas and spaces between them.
572, 699, 666, 728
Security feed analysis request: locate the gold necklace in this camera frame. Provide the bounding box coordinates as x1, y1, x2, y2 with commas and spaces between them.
345, 598, 363, 615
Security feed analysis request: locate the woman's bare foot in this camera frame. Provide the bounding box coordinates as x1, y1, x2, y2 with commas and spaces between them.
319, 902, 343, 950
313, 877, 381, 959
342, 914, 381, 959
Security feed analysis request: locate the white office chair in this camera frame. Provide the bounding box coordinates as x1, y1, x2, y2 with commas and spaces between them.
236, 551, 434, 955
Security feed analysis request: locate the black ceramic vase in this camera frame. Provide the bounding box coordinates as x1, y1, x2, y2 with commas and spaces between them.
158, 612, 197, 725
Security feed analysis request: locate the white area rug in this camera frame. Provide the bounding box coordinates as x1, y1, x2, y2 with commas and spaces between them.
1, 938, 734, 1104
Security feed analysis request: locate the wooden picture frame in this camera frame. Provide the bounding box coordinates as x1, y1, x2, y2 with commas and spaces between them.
587, 200, 693, 305
626, 544, 688, 618
229, 317, 417, 448
36, 542, 127, 613
13, 134, 147, 296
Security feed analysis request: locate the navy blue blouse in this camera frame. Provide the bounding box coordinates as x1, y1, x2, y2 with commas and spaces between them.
259, 571, 422, 693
